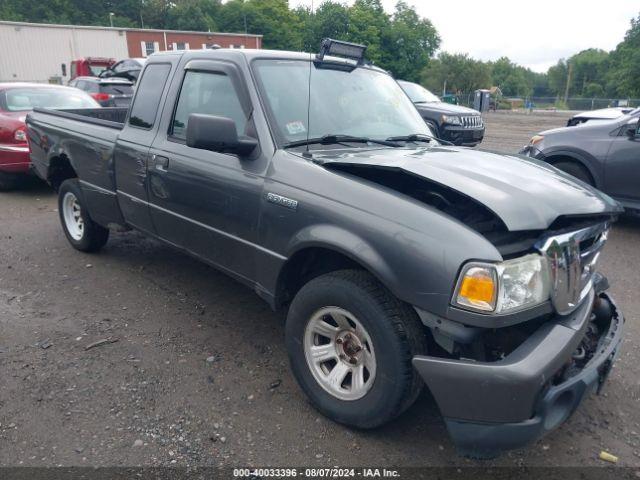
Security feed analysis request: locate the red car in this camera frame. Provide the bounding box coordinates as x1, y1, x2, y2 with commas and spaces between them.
0, 83, 99, 190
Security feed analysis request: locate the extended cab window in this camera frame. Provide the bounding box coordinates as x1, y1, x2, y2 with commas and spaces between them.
129, 63, 171, 129
171, 70, 247, 140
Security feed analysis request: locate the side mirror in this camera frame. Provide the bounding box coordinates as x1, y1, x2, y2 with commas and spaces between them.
186, 114, 258, 157
625, 119, 640, 138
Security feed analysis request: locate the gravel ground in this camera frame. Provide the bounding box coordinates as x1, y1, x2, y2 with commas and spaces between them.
480, 109, 573, 153
1, 111, 639, 469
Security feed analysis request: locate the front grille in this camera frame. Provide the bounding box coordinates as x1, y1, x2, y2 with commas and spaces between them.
536, 222, 609, 315
460, 115, 483, 128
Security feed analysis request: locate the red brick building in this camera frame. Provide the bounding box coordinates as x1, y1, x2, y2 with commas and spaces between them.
126, 28, 262, 58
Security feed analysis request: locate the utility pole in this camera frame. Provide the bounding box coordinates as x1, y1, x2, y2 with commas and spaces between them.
563, 62, 572, 105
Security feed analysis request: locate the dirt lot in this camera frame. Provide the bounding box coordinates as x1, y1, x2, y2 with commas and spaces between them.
1, 111, 639, 469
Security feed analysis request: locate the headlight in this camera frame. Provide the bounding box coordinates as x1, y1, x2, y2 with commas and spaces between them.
453, 254, 550, 314
529, 134, 544, 146
441, 114, 462, 125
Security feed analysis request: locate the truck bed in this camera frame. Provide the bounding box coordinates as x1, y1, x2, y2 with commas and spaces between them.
27, 107, 126, 193
31, 107, 128, 129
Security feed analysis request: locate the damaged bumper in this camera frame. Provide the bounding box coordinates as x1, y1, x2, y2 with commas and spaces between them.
412, 288, 624, 458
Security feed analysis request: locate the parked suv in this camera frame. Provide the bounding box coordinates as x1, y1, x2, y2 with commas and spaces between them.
521, 108, 640, 212
69, 77, 134, 107
398, 80, 484, 146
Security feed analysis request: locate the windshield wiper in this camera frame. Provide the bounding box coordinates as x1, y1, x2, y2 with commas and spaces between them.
387, 133, 454, 146
283, 134, 400, 149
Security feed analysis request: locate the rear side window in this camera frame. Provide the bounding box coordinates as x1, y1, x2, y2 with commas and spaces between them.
129, 64, 171, 129
171, 70, 247, 140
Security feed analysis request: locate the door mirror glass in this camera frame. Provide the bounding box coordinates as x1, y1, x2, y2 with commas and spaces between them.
626, 118, 640, 137
186, 114, 257, 156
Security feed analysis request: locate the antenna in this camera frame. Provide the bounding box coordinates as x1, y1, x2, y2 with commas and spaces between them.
304, 0, 314, 157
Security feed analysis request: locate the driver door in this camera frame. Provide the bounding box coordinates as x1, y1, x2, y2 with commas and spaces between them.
147, 60, 265, 281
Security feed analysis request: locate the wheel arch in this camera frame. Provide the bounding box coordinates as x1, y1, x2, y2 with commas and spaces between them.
274, 227, 399, 310
47, 153, 78, 191
542, 149, 601, 188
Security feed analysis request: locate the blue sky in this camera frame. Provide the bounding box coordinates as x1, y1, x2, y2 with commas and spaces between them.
290, 0, 639, 72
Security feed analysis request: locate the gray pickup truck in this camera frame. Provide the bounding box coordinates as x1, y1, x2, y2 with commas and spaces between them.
26, 40, 624, 458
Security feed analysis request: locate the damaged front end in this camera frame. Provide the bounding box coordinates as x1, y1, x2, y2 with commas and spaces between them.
414, 288, 623, 458
315, 148, 624, 457
410, 217, 623, 457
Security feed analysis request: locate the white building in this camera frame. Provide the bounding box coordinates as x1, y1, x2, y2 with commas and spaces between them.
0, 21, 129, 83
0, 20, 262, 84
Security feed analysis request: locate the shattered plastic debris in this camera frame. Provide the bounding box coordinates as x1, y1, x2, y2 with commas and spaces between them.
599, 451, 618, 463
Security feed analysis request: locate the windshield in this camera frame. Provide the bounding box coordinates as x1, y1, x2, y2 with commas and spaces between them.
398, 81, 440, 103
252, 59, 432, 146
2, 87, 99, 111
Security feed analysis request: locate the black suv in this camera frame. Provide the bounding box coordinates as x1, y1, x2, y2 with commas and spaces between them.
398, 80, 485, 146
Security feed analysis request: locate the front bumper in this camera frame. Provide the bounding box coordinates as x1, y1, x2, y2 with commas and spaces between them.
519, 144, 543, 159
442, 126, 485, 146
413, 289, 623, 457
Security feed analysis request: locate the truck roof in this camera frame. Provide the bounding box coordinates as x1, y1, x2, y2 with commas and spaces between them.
148, 48, 388, 74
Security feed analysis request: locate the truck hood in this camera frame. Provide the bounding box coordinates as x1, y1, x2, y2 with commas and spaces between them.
312, 146, 622, 231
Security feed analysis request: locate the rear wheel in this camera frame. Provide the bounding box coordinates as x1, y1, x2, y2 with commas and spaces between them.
553, 161, 594, 186
58, 179, 109, 252
285, 270, 427, 428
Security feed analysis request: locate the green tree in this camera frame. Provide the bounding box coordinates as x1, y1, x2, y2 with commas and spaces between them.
218, 0, 303, 50
166, 0, 218, 31
547, 59, 568, 97
606, 12, 640, 97
295, 1, 350, 52
381, 1, 440, 82
421, 52, 491, 94
344, 0, 389, 66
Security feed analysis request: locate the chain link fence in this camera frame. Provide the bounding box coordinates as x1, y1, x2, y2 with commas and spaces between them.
454, 92, 640, 111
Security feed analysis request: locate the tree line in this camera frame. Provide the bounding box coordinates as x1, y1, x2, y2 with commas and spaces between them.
1, 0, 638, 98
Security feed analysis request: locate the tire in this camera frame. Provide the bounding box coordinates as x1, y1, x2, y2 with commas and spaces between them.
553, 161, 594, 186
285, 269, 427, 429
0, 171, 24, 191
58, 178, 109, 252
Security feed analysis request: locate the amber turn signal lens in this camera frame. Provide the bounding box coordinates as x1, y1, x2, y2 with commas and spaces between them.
529, 134, 544, 146
455, 266, 497, 311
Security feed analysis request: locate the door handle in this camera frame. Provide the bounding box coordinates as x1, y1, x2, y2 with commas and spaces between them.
153, 155, 169, 172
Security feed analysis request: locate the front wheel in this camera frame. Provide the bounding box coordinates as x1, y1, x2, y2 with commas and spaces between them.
553, 161, 594, 186
58, 179, 109, 252
285, 270, 427, 428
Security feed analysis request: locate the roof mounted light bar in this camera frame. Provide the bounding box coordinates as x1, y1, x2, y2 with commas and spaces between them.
316, 38, 367, 65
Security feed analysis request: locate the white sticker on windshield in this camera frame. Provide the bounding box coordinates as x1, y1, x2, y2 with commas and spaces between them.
286, 121, 306, 135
